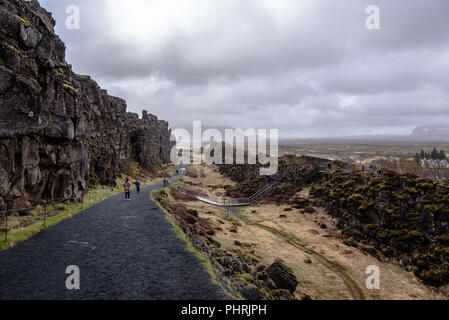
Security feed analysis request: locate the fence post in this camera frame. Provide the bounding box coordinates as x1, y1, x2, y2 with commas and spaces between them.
43, 205, 47, 227
4, 212, 8, 242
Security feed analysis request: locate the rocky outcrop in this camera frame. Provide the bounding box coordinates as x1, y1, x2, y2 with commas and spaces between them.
220, 153, 449, 287
311, 169, 449, 287
0, 0, 173, 212
219, 155, 350, 201
265, 259, 298, 293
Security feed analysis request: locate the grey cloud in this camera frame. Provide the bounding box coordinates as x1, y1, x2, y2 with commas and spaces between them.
39, 0, 449, 137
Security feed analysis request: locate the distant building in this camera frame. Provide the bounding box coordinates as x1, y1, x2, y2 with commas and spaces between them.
421, 158, 449, 169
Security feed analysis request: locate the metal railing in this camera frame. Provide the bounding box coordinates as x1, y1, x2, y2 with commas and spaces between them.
0, 197, 79, 243
249, 182, 276, 201
176, 185, 251, 206
174, 166, 329, 208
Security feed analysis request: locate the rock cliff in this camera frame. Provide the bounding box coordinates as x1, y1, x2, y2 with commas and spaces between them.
0, 0, 173, 212
311, 169, 449, 287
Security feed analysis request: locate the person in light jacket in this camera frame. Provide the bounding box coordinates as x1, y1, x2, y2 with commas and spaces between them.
123, 179, 131, 200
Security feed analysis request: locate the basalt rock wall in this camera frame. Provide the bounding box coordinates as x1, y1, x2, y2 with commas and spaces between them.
0, 0, 173, 212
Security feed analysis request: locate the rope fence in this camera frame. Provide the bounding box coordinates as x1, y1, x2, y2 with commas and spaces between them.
0, 197, 83, 243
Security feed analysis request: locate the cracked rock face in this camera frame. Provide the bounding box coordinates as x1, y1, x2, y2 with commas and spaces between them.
0, 0, 174, 212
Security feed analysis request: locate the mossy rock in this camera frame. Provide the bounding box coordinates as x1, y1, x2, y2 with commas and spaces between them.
365, 224, 378, 231
358, 200, 372, 213
352, 230, 363, 240
348, 193, 363, 202
425, 204, 440, 214
360, 245, 377, 256
242, 273, 254, 283
408, 230, 424, 238
391, 229, 407, 237
418, 182, 435, 190
63, 82, 78, 95
377, 233, 388, 239
417, 268, 449, 287
437, 235, 449, 245
14, 14, 31, 28
435, 247, 449, 255
375, 184, 389, 192
230, 226, 238, 233
441, 195, 449, 204
343, 237, 358, 247
393, 193, 407, 201
405, 187, 419, 195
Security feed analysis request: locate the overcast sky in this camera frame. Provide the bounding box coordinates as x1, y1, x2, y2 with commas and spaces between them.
39, 0, 449, 138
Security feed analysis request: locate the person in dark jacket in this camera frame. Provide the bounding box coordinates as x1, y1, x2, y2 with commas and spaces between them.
134, 179, 141, 194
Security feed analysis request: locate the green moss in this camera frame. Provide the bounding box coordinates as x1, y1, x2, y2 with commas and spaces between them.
408, 230, 424, 238
1, 41, 22, 56
377, 233, 388, 239
441, 195, 449, 204
63, 82, 78, 95
375, 184, 388, 191
14, 15, 31, 28
392, 230, 406, 237
418, 182, 435, 190
405, 187, 419, 195
393, 193, 406, 201
437, 235, 449, 245
358, 200, 372, 213
352, 231, 362, 239
348, 193, 364, 203
242, 273, 254, 283
365, 224, 378, 231
426, 204, 440, 214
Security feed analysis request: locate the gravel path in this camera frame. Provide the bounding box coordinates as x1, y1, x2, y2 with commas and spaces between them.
0, 168, 227, 300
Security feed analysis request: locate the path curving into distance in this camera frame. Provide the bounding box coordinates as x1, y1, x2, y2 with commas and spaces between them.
0, 167, 227, 300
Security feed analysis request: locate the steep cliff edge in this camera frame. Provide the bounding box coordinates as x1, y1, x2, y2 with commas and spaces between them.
0, 0, 173, 212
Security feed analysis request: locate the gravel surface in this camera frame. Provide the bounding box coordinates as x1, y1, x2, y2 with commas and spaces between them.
0, 169, 227, 300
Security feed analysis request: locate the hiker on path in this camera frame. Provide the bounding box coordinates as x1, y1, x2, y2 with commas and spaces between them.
134, 179, 141, 194
123, 179, 131, 200
163, 178, 168, 186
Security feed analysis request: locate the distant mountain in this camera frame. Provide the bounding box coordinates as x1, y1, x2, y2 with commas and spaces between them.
411, 124, 449, 140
